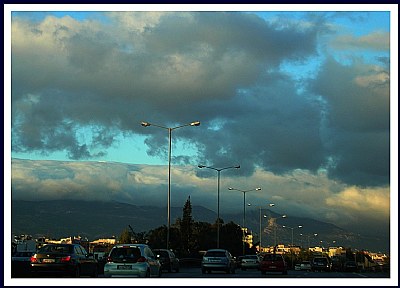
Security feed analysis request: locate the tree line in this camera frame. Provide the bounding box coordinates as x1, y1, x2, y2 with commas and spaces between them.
118, 196, 255, 258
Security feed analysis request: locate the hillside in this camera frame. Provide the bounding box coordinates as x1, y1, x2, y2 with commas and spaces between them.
10, 200, 389, 252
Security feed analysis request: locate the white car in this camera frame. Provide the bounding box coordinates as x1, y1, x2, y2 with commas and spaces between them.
103, 244, 161, 277
201, 249, 236, 274
240, 255, 260, 270
300, 260, 312, 271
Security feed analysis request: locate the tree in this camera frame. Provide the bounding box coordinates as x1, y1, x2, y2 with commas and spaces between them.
180, 196, 194, 256
118, 227, 133, 244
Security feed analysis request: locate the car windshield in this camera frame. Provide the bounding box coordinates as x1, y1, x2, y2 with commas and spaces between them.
205, 251, 226, 257
109, 247, 142, 262
263, 254, 283, 261
39, 245, 72, 254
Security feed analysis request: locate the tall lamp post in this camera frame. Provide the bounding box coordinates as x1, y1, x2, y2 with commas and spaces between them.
198, 165, 240, 248
228, 187, 261, 255
283, 225, 303, 269
141, 121, 200, 250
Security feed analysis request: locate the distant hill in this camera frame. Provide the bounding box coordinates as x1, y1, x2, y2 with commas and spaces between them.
11, 199, 216, 239
11, 199, 389, 252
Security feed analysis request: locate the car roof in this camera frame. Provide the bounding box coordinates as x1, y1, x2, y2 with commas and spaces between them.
206, 249, 227, 252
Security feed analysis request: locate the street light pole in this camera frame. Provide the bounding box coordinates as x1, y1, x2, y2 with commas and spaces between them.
198, 165, 240, 248
228, 187, 261, 255
283, 225, 302, 269
141, 121, 200, 250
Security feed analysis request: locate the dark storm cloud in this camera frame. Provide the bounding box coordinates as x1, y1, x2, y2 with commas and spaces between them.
309, 57, 390, 186
11, 11, 390, 187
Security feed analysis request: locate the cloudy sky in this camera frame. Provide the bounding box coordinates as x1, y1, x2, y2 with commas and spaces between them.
6, 5, 397, 252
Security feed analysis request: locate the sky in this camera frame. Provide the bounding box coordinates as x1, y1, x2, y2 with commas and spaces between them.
4, 4, 398, 283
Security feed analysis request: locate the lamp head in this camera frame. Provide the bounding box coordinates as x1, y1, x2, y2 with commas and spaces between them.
255, 187, 261, 191
282, 215, 287, 218
198, 165, 205, 168
190, 121, 201, 126
141, 122, 151, 127
269, 203, 275, 207
234, 165, 240, 169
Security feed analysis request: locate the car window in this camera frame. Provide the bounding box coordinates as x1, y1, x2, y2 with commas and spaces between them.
109, 247, 142, 261
147, 248, 155, 258
39, 245, 71, 254
80, 246, 88, 255
74, 246, 83, 255
205, 251, 226, 257
263, 254, 283, 261
313, 258, 328, 263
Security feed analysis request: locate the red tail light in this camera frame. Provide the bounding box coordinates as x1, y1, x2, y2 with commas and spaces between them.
137, 256, 147, 263
60, 256, 71, 262
30, 255, 37, 263
107, 256, 113, 262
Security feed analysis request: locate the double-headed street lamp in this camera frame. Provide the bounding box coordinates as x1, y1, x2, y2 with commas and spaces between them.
282, 225, 303, 248
228, 187, 261, 255
141, 121, 200, 250
282, 225, 303, 269
198, 165, 240, 248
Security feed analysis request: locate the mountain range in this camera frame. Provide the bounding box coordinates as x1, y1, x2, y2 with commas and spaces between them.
10, 200, 389, 253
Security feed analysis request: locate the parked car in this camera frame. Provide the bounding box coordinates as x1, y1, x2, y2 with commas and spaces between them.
201, 249, 236, 274
240, 255, 260, 270
259, 253, 288, 275
103, 244, 161, 277
12, 251, 35, 277
300, 260, 312, 271
153, 249, 179, 273
30, 243, 98, 277
294, 263, 301, 271
311, 257, 331, 272
343, 261, 358, 272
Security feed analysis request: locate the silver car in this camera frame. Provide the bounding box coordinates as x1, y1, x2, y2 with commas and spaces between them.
201, 249, 236, 274
240, 255, 260, 270
103, 244, 161, 277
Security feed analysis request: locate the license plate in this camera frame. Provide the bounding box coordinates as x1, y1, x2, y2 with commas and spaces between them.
42, 259, 55, 263
269, 266, 276, 269
117, 265, 132, 270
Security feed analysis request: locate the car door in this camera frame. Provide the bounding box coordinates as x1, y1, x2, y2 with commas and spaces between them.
145, 247, 158, 276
